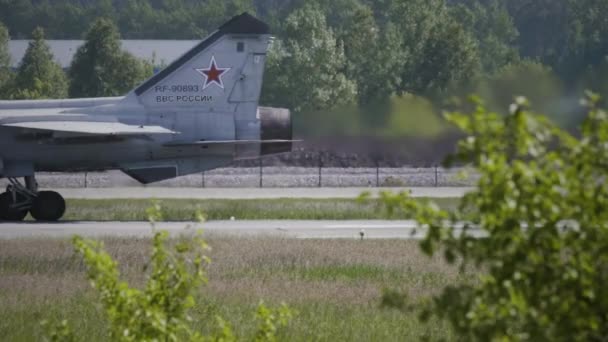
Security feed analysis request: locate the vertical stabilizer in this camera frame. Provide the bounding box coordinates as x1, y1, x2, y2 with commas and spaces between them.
129, 13, 271, 114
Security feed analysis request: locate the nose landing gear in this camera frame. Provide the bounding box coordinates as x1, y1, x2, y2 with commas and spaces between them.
0, 176, 65, 222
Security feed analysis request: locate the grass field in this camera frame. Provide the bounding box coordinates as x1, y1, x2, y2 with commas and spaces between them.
56, 197, 461, 221
0, 236, 467, 341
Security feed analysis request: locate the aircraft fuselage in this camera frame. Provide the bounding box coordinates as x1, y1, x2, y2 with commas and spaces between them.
0, 12, 293, 221
0, 97, 241, 173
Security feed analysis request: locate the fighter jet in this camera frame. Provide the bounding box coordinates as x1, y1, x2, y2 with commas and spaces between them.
0, 13, 293, 221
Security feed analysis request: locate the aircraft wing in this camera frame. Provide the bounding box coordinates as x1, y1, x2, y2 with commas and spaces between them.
2, 121, 177, 135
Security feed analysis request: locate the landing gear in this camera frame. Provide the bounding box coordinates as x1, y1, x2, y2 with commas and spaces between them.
0, 176, 66, 222
0, 192, 28, 221
30, 191, 65, 221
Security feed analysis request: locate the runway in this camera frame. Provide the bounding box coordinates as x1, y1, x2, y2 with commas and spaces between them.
0, 188, 474, 239
0, 220, 485, 239
54, 187, 472, 199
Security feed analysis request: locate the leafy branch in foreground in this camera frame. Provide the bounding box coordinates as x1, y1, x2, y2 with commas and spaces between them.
378, 94, 608, 340
44, 205, 291, 341
72, 231, 208, 341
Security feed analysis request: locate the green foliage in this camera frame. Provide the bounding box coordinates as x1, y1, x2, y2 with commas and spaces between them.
0, 21, 9, 70
388, 0, 481, 94
378, 94, 608, 340
505, 0, 566, 65
0, 0, 256, 39
1, 1, 607, 90
261, 3, 357, 113
11, 27, 68, 99
505, 0, 608, 79
46, 204, 292, 341
253, 303, 292, 342
412, 19, 480, 95
68, 18, 151, 98
71, 230, 210, 341
452, 0, 520, 74
41, 319, 75, 342
380, 288, 409, 311
555, 0, 608, 78
579, 56, 608, 100
116, 0, 214, 39
0, 21, 13, 98
338, 4, 401, 103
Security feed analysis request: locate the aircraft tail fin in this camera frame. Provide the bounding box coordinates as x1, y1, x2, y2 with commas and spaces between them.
129, 13, 272, 111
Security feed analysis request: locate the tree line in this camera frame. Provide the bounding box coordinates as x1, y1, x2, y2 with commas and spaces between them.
2, 0, 607, 77
0, 19, 151, 100
0, 0, 607, 132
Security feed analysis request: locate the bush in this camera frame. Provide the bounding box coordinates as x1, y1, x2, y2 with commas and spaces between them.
44, 206, 292, 341
378, 94, 608, 340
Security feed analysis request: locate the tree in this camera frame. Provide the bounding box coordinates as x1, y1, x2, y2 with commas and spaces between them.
0, 0, 35, 39
0, 21, 13, 98
0, 21, 9, 69
452, 0, 519, 74
506, 0, 567, 65
261, 4, 357, 113
68, 18, 151, 98
579, 56, 608, 101
387, 0, 480, 94
339, 4, 401, 103
378, 94, 608, 340
117, 0, 159, 39
44, 1, 88, 39
558, 0, 608, 79
11, 27, 68, 99
411, 20, 480, 95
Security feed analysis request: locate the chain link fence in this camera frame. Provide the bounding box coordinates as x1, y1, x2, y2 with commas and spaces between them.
16, 166, 479, 188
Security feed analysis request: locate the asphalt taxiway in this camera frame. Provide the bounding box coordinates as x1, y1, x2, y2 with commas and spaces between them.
0, 220, 485, 239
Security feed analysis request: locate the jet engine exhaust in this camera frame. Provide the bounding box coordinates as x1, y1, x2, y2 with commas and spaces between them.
258, 107, 292, 155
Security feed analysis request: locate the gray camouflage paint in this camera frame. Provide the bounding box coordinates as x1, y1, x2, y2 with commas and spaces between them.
0, 13, 291, 184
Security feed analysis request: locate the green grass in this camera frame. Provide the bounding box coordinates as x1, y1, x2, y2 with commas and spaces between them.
0, 237, 469, 341
58, 197, 461, 221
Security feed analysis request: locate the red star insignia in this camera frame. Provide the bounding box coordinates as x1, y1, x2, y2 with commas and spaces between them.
195, 56, 231, 89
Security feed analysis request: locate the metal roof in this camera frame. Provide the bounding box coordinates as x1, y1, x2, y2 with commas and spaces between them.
8, 40, 199, 68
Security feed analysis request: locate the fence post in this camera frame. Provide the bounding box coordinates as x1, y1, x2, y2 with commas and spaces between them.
318, 153, 322, 187
376, 163, 380, 187
434, 165, 438, 187
202, 171, 205, 188
84, 172, 87, 188
259, 158, 263, 188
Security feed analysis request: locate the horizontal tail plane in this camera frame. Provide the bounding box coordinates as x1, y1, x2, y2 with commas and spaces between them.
164, 139, 299, 147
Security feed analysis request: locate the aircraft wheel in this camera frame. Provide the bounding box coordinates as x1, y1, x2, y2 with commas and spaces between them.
30, 191, 65, 222
0, 192, 28, 221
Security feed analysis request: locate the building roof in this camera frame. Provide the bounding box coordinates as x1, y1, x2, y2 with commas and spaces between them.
8, 40, 199, 68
